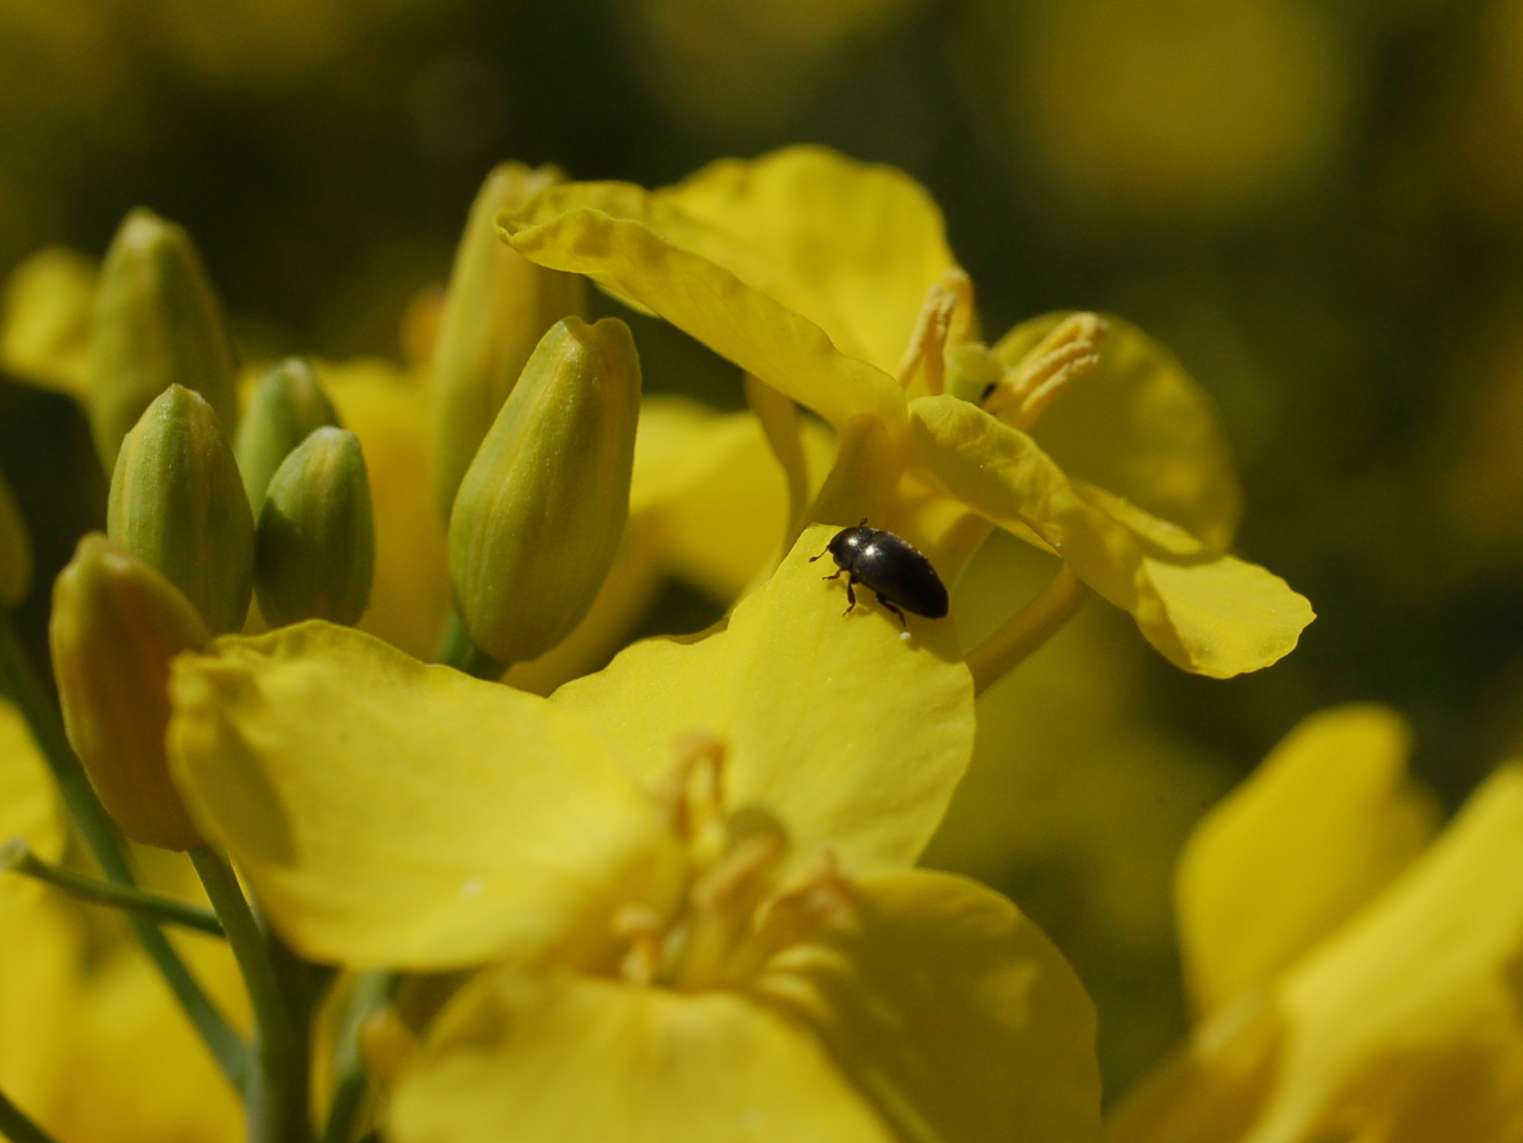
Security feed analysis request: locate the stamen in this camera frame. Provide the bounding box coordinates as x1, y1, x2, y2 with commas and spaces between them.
895, 269, 975, 395
983, 313, 1106, 430
613, 905, 664, 986
655, 731, 727, 846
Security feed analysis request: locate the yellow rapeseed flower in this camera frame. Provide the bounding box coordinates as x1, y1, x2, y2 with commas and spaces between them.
167, 527, 1102, 1141
1112, 705, 1523, 1141
500, 146, 1314, 678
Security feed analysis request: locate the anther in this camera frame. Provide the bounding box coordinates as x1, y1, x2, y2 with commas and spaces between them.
983, 313, 1106, 431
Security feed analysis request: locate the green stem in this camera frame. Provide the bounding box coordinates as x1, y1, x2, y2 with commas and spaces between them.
0, 1087, 59, 1143
435, 609, 505, 678
191, 846, 312, 1143
1, 839, 223, 936
321, 972, 399, 1143
0, 608, 246, 1090
967, 564, 1088, 696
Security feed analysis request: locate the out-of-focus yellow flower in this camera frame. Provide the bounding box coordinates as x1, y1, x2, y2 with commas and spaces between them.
501, 146, 1312, 677
0, 246, 95, 396
1111, 705, 1523, 1142
0, 700, 243, 1142
168, 527, 1102, 1141
1006, 0, 1354, 222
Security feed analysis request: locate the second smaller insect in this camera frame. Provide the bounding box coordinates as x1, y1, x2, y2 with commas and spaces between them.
810, 521, 949, 625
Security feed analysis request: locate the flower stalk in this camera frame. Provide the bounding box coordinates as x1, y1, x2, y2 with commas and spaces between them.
967, 564, 1089, 695
190, 845, 313, 1143
0, 839, 224, 936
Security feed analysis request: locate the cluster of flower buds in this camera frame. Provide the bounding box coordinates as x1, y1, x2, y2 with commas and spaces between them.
44, 175, 648, 848
48, 210, 381, 849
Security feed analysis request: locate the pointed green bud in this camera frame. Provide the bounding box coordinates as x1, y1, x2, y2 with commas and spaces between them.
0, 467, 31, 606
432, 163, 586, 518
108, 385, 254, 634
449, 316, 641, 664
255, 427, 375, 627
88, 209, 238, 468
235, 357, 343, 509
50, 534, 207, 850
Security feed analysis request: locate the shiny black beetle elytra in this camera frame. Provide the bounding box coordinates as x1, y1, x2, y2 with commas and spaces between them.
809, 520, 949, 625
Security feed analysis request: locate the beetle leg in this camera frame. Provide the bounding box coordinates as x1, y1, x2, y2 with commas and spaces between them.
843, 576, 858, 615
874, 592, 908, 628
821, 568, 843, 582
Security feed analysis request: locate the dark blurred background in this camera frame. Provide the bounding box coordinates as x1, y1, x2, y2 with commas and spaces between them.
4, 0, 1522, 1096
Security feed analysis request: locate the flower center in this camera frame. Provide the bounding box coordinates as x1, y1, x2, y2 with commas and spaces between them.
981, 312, 1106, 431
612, 733, 855, 993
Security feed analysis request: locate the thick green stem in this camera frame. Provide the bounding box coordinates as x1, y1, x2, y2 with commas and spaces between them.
321, 972, 399, 1143
967, 564, 1088, 695
0, 1087, 59, 1143
0, 608, 246, 1090
1, 840, 223, 936
191, 846, 312, 1143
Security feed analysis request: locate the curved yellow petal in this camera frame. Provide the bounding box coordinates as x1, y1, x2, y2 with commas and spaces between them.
391, 968, 891, 1143
168, 621, 681, 970
665, 147, 956, 378
1176, 704, 1438, 1017
0, 699, 66, 890
996, 314, 1242, 552
321, 358, 451, 660
500, 176, 906, 429
909, 395, 1312, 676
552, 525, 974, 866
763, 869, 1103, 1142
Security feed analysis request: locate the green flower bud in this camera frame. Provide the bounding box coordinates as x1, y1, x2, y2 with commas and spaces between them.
0, 467, 31, 606
88, 209, 238, 469
108, 385, 254, 634
255, 427, 375, 627
50, 534, 207, 850
235, 357, 343, 509
449, 316, 641, 664
432, 163, 586, 518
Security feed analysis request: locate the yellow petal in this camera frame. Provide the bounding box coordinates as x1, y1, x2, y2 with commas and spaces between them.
665, 147, 956, 378
996, 314, 1243, 552
1176, 704, 1438, 1016
500, 167, 907, 429
320, 358, 451, 660
1266, 760, 1523, 1140
169, 621, 681, 969
552, 524, 974, 866
764, 869, 1104, 1142
1117, 762, 1523, 1142
0, 699, 66, 889
391, 968, 891, 1143
909, 395, 1312, 676
0, 896, 79, 1126
51, 932, 246, 1143
632, 396, 836, 599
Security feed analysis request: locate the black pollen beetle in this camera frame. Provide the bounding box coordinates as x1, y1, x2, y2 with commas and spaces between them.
809, 520, 949, 625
